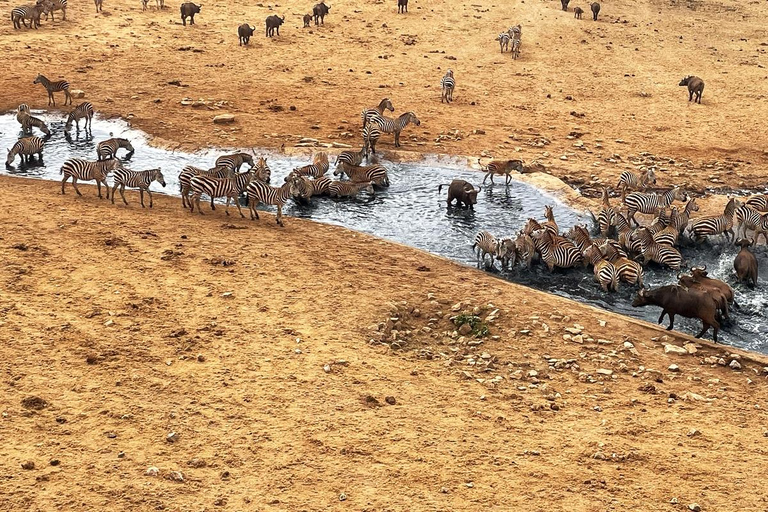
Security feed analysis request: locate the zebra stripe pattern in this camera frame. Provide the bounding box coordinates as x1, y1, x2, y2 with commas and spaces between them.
531, 230, 583, 272
111, 168, 166, 207
215, 152, 254, 172
514, 233, 536, 268
246, 174, 301, 226
11, 3, 47, 29
510, 36, 521, 59
497, 32, 510, 53
60, 158, 122, 198
288, 152, 329, 179
623, 186, 687, 227
735, 204, 766, 242
472, 231, 500, 267
178, 165, 227, 208
617, 168, 656, 195
745, 194, 768, 212
6, 136, 45, 166
441, 70, 455, 104
613, 213, 643, 255
360, 98, 394, 129
189, 169, 253, 217
584, 244, 620, 292
481, 159, 524, 185
335, 146, 366, 168
689, 197, 740, 242
65, 102, 94, 132
601, 242, 644, 287
294, 175, 332, 203
97, 137, 134, 160
632, 227, 682, 270
328, 180, 375, 198
333, 162, 389, 187
16, 110, 50, 136
362, 124, 381, 156
542, 205, 558, 236
369, 111, 420, 148
43, 0, 66, 20
33, 74, 72, 106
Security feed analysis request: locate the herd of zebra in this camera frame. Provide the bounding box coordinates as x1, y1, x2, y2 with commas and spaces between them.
496, 24, 522, 59
472, 167, 767, 293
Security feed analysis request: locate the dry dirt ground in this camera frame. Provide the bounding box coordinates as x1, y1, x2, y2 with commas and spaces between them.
2, 180, 768, 512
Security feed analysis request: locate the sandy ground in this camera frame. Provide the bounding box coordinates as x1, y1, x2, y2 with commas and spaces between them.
2, 177, 768, 512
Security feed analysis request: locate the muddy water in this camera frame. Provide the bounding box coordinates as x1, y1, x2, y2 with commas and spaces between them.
2, 112, 766, 351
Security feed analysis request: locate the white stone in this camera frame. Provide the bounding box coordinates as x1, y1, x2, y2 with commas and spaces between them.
213, 114, 235, 124
664, 344, 688, 355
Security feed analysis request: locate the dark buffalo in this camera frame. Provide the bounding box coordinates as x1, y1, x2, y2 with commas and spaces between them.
303, 13, 311, 27
678, 273, 729, 321
590, 1, 600, 20
679, 75, 704, 104
574, 6, 583, 18
313, 2, 329, 25
632, 285, 720, 342
438, 179, 481, 209
266, 14, 284, 36
180, 2, 200, 25
561, 0, 570, 10
238, 23, 255, 45
734, 239, 758, 288
398, 0, 407, 13
689, 266, 735, 307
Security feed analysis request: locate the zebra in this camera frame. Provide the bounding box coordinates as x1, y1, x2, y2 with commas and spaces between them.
328, 180, 375, 198
507, 24, 521, 41
178, 165, 227, 208
11, 3, 48, 29
565, 224, 611, 257
33, 74, 72, 106
6, 136, 45, 167
510, 36, 521, 59
481, 159, 524, 185
514, 233, 536, 269
472, 231, 501, 267
654, 199, 698, 246
189, 168, 254, 217
522, 218, 542, 236
531, 230, 583, 272
288, 152, 329, 179
362, 123, 381, 156
293, 175, 332, 203
584, 244, 620, 292
497, 238, 517, 269
497, 32, 510, 53
689, 197, 741, 243
111, 168, 166, 208
541, 205, 558, 236
369, 111, 421, 148
441, 70, 455, 104
601, 242, 644, 287
617, 168, 656, 197
631, 227, 683, 270
16, 109, 51, 136
360, 98, 394, 129
745, 194, 768, 212
647, 208, 670, 235
246, 174, 301, 226
60, 158, 122, 198
94, 0, 102, 12
735, 203, 768, 243
335, 146, 366, 168
613, 212, 643, 255
65, 102, 94, 132
623, 186, 687, 227
333, 162, 389, 187
215, 152, 254, 172
97, 137, 134, 160
41, 0, 66, 20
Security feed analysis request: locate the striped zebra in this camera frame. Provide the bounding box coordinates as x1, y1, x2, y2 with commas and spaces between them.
335, 146, 366, 168
189, 168, 254, 217
97, 137, 134, 160
369, 111, 421, 148
617, 168, 656, 197
601, 242, 644, 287
33, 74, 72, 106
497, 32, 510, 53
514, 233, 536, 269
179, 165, 227, 208
94, 0, 102, 12
584, 244, 620, 292
6, 136, 45, 166
522, 218, 542, 236
16, 109, 51, 136
745, 194, 768, 212
735, 203, 768, 243
328, 180, 375, 198
41, 0, 66, 20
510, 36, 521, 59
333, 162, 389, 187
623, 186, 687, 227
541, 205, 558, 236
60, 158, 122, 198
440, 70, 455, 104
507, 24, 521, 40
111, 168, 166, 208
215, 152, 254, 172
531, 230, 583, 272
646, 208, 670, 236
11, 3, 47, 29
498, 238, 517, 269
293, 175, 332, 203
689, 197, 741, 243
65, 102, 94, 132
632, 227, 683, 270
472, 231, 501, 267
362, 123, 381, 156
288, 152, 329, 179
360, 98, 394, 129
246, 174, 302, 226
613, 212, 643, 255
481, 159, 524, 185
565, 225, 611, 257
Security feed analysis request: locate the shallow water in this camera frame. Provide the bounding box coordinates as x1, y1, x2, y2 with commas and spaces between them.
2, 112, 766, 351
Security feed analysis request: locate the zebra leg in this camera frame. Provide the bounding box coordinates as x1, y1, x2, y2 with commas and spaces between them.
233, 195, 245, 218
140, 188, 146, 207
61, 176, 68, 194
71, 177, 82, 196
225, 197, 231, 216
65, 90, 72, 105
276, 205, 284, 226
249, 202, 260, 220
394, 130, 400, 147
48, 91, 54, 106
505, 172, 511, 186
210, 196, 216, 210
147, 189, 153, 208
195, 194, 204, 215
111, 183, 118, 204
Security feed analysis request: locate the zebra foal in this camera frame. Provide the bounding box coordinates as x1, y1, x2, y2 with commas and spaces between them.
60, 158, 122, 198
6, 136, 45, 166
441, 70, 455, 104
33, 74, 72, 106
328, 180, 375, 198
472, 231, 500, 267
369, 111, 420, 148
11, 3, 48, 29
97, 137, 134, 160
65, 102, 94, 132
111, 168, 166, 208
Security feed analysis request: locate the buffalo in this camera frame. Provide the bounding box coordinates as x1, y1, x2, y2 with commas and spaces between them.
678, 272, 730, 321
265, 14, 285, 36
398, 0, 407, 13
438, 179, 481, 209
632, 285, 720, 342
180, 2, 200, 25
679, 75, 704, 104
313, 2, 329, 25
303, 13, 311, 27
590, 1, 600, 20
734, 239, 758, 288
238, 23, 255, 45
561, 0, 570, 10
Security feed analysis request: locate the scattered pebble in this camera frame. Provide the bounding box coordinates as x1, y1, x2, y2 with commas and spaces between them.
21, 461, 35, 470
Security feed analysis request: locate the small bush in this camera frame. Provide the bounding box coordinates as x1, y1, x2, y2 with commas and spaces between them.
453, 313, 490, 338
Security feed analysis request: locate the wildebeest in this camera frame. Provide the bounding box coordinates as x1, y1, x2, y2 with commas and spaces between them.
265, 14, 284, 36
398, 0, 407, 13
561, 0, 569, 10
303, 13, 311, 27
574, 6, 583, 18
734, 239, 758, 288
313, 2, 329, 25
632, 285, 720, 342
238, 23, 255, 45
590, 1, 600, 20
180, 2, 200, 25
679, 75, 704, 104
438, 179, 481, 209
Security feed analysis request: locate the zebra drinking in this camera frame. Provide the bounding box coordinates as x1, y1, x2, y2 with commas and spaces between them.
97, 137, 135, 160
6, 136, 45, 167
65, 102, 94, 133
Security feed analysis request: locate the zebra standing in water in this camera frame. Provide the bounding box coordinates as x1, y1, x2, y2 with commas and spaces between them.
16, 105, 51, 136
735, 203, 768, 243
246, 174, 301, 226
360, 98, 394, 129
287, 152, 329, 179
215, 152, 254, 172
631, 227, 682, 269
601, 242, 644, 288
584, 244, 620, 292
65, 102, 94, 132
623, 186, 687, 227
6, 136, 45, 166
531, 230, 583, 272
33, 74, 72, 106
333, 162, 389, 187
60, 158, 122, 198
97, 136, 134, 160
362, 123, 381, 156
335, 146, 366, 168
189, 168, 254, 217
472, 231, 501, 267
689, 197, 741, 243
328, 180, 375, 198
111, 168, 166, 208
369, 111, 420, 148
441, 70, 455, 104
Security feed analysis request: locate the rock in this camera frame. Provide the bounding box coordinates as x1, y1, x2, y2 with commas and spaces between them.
528, 370, 538, 378
21, 461, 35, 470
213, 114, 235, 124
104, 319, 114, 327
146, 466, 160, 476
49, 459, 60, 466
572, 335, 584, 344
339, 493, 347, 501
323, 364, 331, 373
688, 504, 701, 512
197, 354, 205, 362
169, 471, 184, 482
729, 360, 742, 370
221, 292, 233, 298
21, 396, 48, 410
385, 396, 396, 405
684, 343, 698, 354
703, 356, 718, 364
687, 428, 700, 437
592, 451, 607, 460
664, 344, 688, 355
596, 369, 613, 376
166, 432, 179, 443
668, 364, 680, 372
70, 90, 85, 99
458, 323, 472, 336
